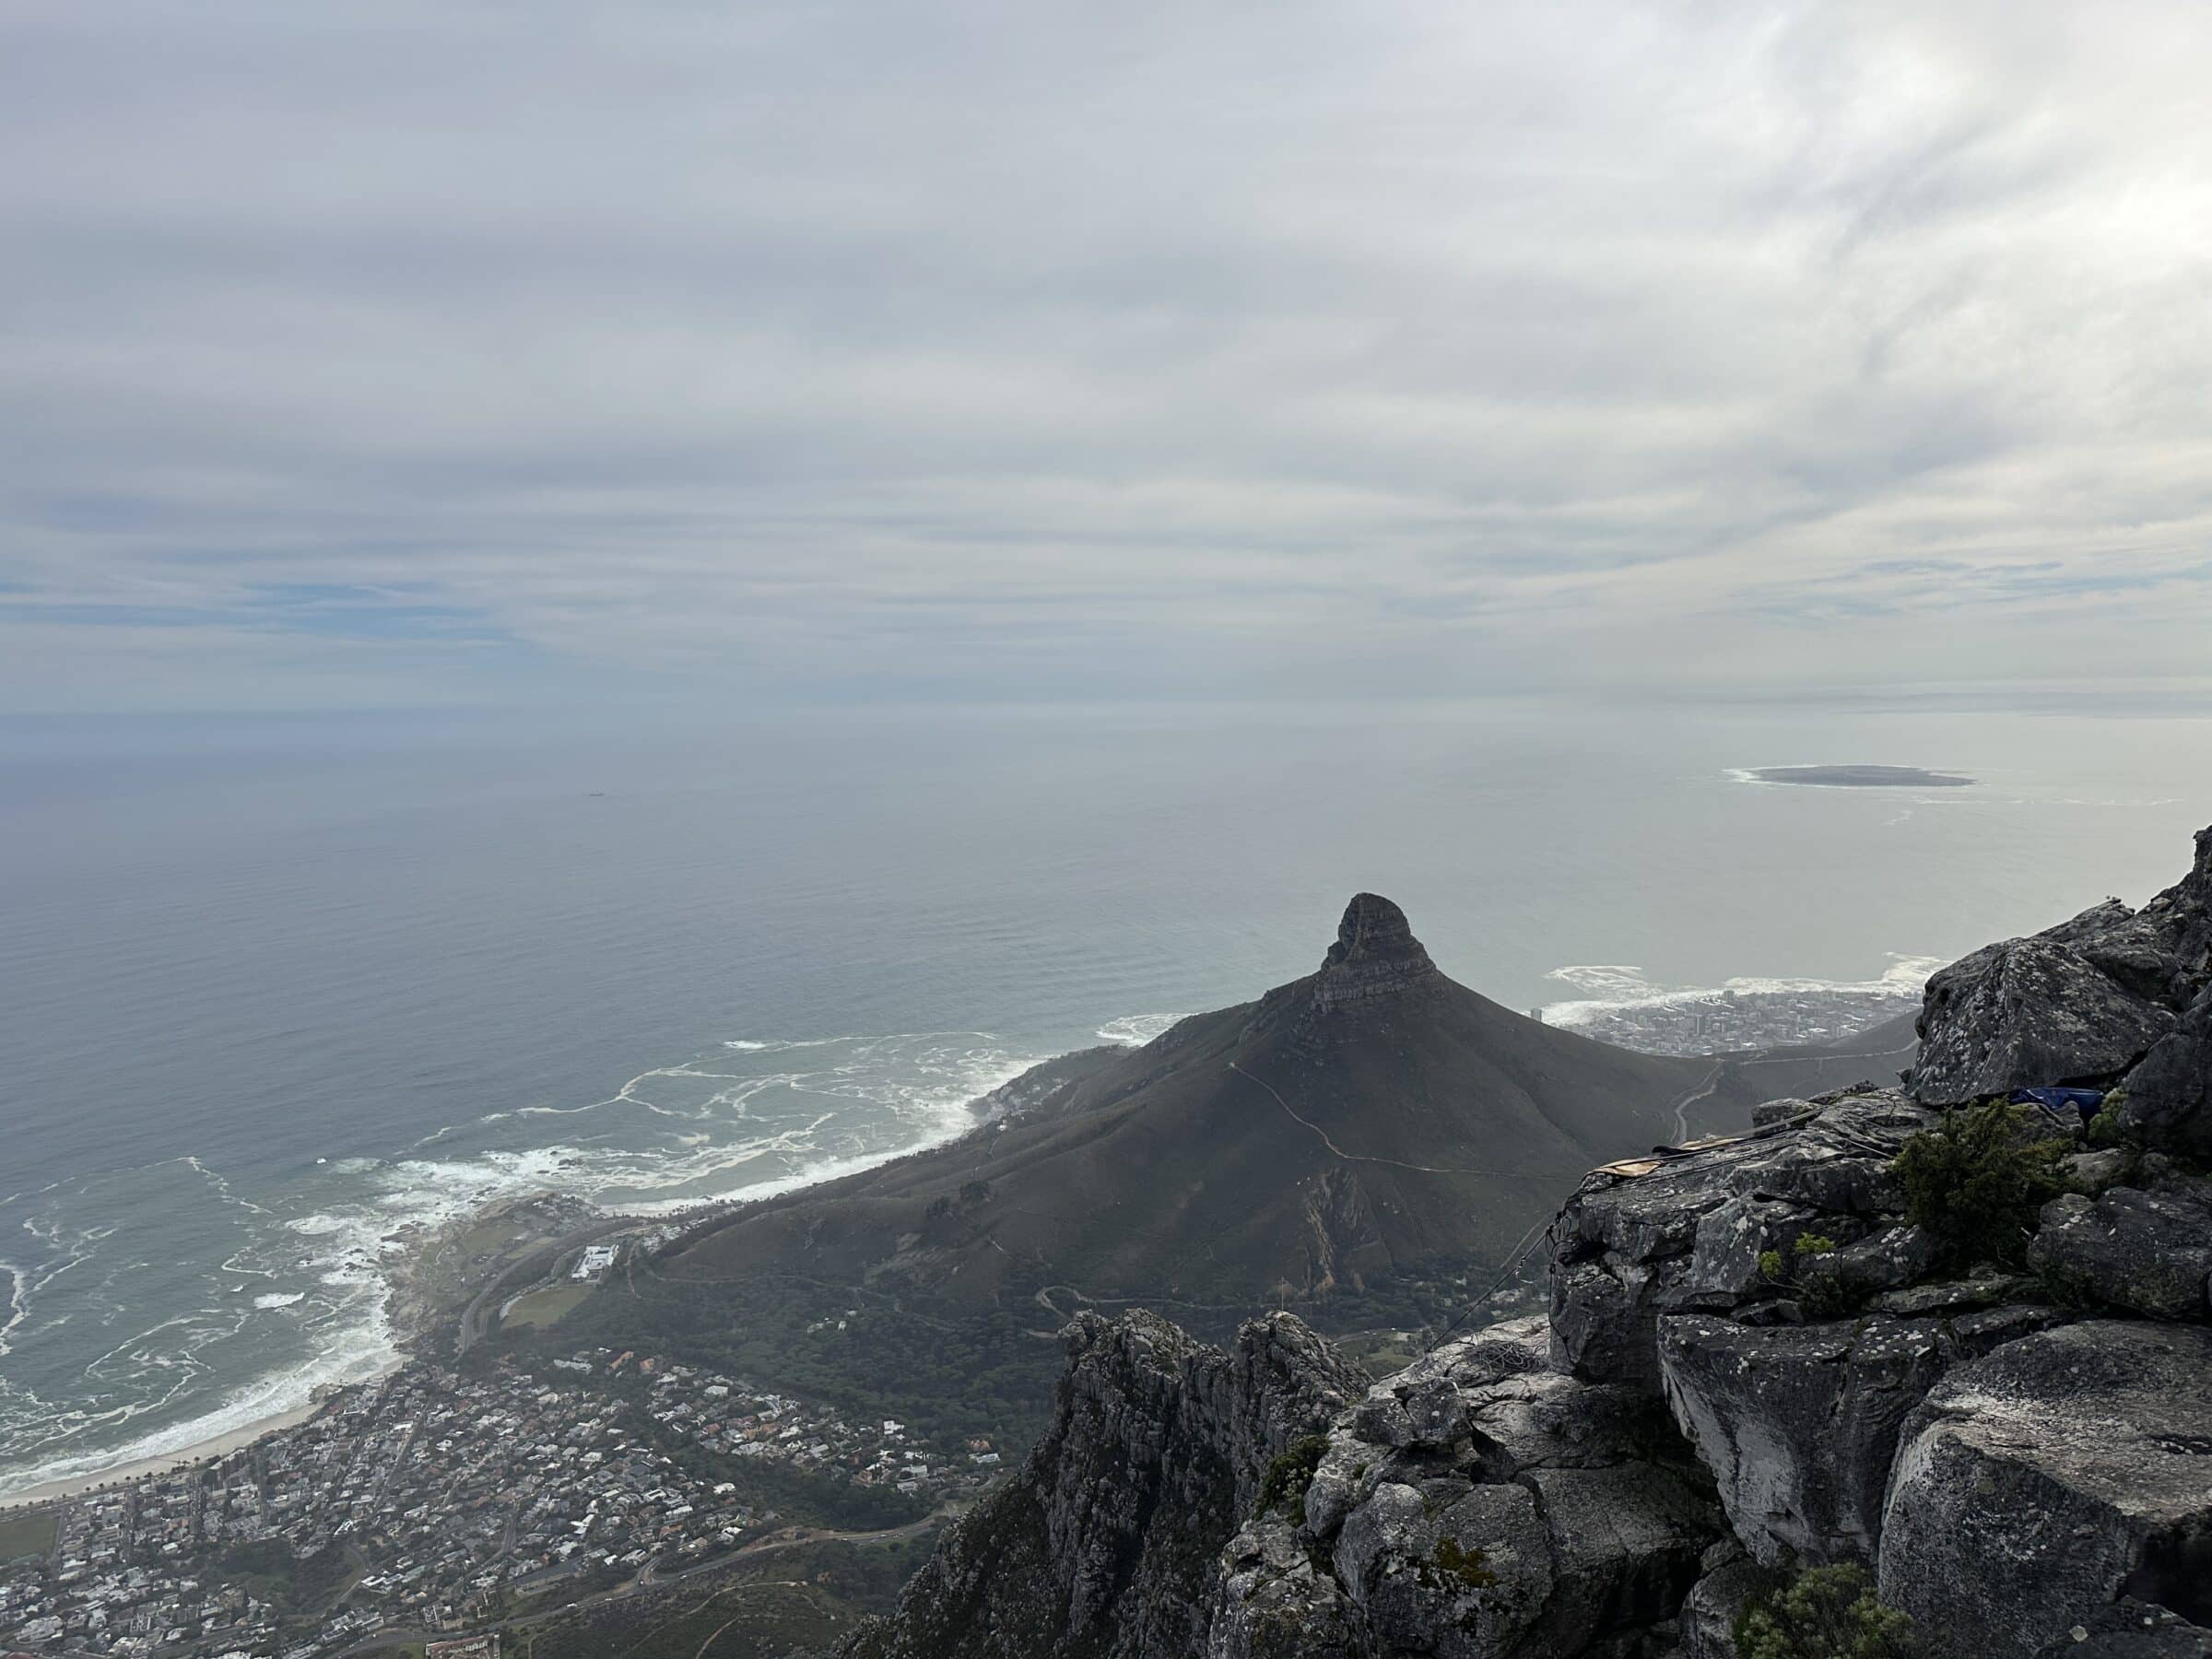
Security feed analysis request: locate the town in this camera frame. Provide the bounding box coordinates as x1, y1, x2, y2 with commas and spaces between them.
0, 1350, 996, 1659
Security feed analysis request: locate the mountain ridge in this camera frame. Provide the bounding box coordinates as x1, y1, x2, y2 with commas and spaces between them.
828, 820, 2212, 1659
662, 895, 1903, 1317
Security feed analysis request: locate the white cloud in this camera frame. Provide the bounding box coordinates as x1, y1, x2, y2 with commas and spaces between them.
4, 0, 2210, 709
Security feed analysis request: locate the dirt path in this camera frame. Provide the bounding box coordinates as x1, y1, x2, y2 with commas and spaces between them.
1225, 1062, 1507, 1177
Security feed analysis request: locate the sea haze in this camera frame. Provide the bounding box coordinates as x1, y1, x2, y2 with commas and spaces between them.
2, 700, 2207, 1498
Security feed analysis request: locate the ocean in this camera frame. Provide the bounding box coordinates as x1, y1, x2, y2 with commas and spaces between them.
3, 698, 2208, 1499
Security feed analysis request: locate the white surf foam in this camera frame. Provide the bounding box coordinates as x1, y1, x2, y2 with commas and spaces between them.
0, 1312, 397, 1502
1095, 1012, 1184, 1046
0, 1027, 1050, 1501
1541, 953, 1944, 1030
0, 1264, 26, 1358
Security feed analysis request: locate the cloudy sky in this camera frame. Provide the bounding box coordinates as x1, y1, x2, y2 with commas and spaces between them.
6, 0, 2210, 712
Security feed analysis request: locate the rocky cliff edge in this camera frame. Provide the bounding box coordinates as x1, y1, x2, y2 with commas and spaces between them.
839, 825, 2212, 1659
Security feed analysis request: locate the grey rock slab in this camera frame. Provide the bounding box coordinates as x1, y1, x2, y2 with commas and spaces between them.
1679, 1558, 1767, 1659
1912, 935, 2177, 1106
2030, 1185, 2212, 1322
2123, 990, 2212, 1159
2035, 1602, 2212, 1659
1519, 1463, 1719, 1656
1658, 1307, 2052, 1566
1878, 1321, 2212, 1659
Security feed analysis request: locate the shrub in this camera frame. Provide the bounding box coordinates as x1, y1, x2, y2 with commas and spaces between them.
2085, 1088, 2129, 1150
1892, 1100, 2069, 1269
1735, 1563, 1918, 1659
1255, 1433, 1331, 1523
1758, 1250, 1785, 1280
1792, 1233, 1838, 1256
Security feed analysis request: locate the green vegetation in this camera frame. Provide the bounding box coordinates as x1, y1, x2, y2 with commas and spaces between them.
537, 1272, 1061, 1451
1299, 1265, 1509, 1347
520, 1536, 935, 1659
503, 1284, 594, 1329
1254, 1434, 1330, 1524
1332, 1328, 1426, 1380
1893, 1100, 2069, 1269
1427, 1537, 1497, 1589
213, 1538, 362, 1615
1757, 1235, 1855, 1316
1735, 1563, 1919, 1659
2084, 1088, 2133, 1154
0, 1509, 58, 1562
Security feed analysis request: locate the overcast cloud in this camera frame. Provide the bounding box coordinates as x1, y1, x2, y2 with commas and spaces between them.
6, 0, 2211, 712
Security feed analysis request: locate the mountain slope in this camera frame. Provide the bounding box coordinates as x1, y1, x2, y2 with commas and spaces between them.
662, 895, 1763, 1310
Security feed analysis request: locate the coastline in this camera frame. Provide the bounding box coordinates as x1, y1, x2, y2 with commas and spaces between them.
0, 1041, 1135, 1515
0, 1032, 1053, 1521
0, 1395, 340, 1512
0, 1186, 709, 1515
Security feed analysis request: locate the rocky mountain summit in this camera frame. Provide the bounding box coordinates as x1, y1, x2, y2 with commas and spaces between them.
669, 894, 1868, 1318
1312, 891, 1445, 1011
834, 824, 2212, 1659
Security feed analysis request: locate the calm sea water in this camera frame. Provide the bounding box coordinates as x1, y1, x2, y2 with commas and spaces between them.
4, 699, 2208, 1497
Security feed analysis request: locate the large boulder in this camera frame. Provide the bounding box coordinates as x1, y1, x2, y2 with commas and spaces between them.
1912, 824, 2212, 1113
2036, 1602, 2212, 1659
2122, 990, 2212, 1159
2138, 826, 2212, 983
1678, 1550, 1766, 1659
2035, 1610, 2212, 1659
1213, 1318, 1724, 1659
1878, 1321, 2212, 1659
1911, 935, 2176, 1106
2029, 1182, 2212, 1322
1548, 1089, 1936, 1390
1657, 1304, 2053, 1566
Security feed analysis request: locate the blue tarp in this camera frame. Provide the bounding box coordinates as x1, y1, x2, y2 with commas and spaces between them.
2009, 1086, 2106, 1121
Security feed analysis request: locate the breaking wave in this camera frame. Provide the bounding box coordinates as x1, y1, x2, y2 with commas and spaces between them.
1541, 954, 1945, 1038
0, 1029, 1042, 1502
1095, 1012, 1184, 1046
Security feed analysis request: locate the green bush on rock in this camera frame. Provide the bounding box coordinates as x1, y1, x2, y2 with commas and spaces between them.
1735, 1563, 1919, 1659
1892, 1100, 2069, 1269
1255, 1434, 1331, 1524
2085, 1088, 2130, 1150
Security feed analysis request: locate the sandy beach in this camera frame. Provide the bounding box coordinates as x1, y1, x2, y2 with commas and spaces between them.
0, 1395, 345, 1513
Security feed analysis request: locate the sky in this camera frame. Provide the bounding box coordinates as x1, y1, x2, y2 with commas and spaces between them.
5, 0, 2211, 714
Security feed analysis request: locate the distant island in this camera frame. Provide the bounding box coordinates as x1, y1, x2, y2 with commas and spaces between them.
1746, 763, 1974, 788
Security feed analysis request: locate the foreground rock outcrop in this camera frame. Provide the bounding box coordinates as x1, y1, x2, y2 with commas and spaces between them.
1212, 1315, 1722, 1659
841, 1311, 1360, 1659
1880, 1322, 2212, 1655
1909, 828, 2212, 1135
841, 824, 2212, 1659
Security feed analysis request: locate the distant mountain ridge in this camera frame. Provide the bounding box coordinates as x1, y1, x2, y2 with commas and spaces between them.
663, 895, 1895, 1313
